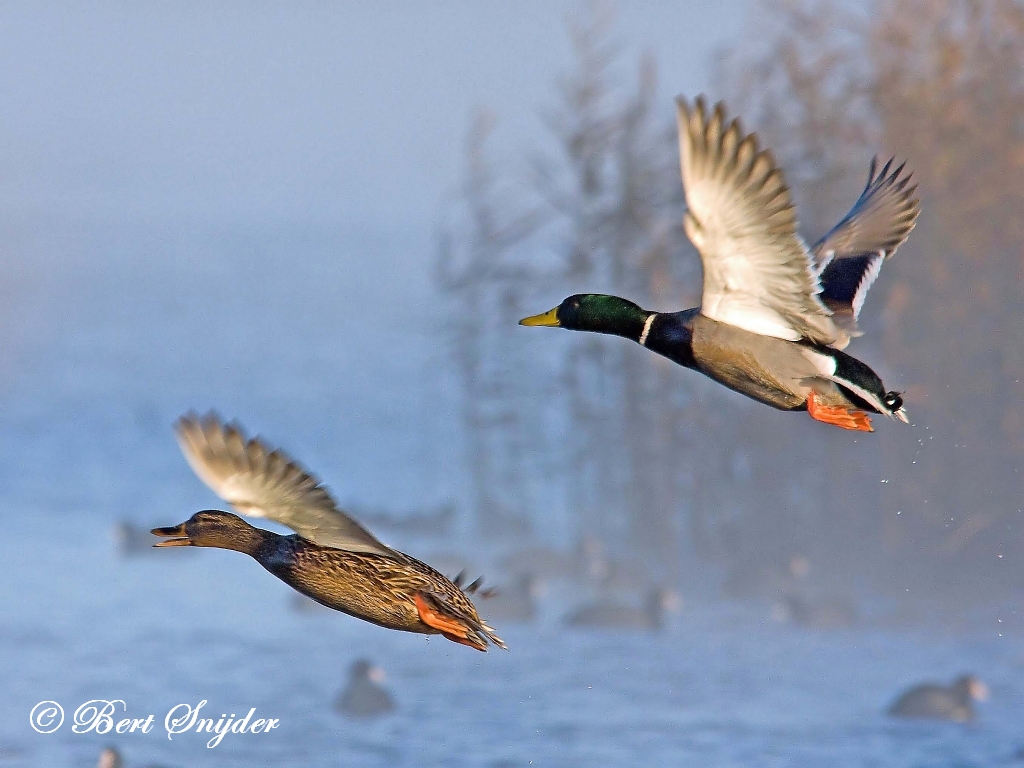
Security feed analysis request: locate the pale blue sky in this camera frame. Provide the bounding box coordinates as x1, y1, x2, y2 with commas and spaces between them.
0, 2, 753, 512
0, 2, 750, 226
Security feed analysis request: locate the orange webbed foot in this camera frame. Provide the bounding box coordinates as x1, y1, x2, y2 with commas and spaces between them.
414, 593, 485, 650
806, 391, 874, 432
440, 631, 484, 649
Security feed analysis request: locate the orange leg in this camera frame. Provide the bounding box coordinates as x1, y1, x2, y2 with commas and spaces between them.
440, 632, 484, 650
806, 391, 874, 432
413, 593, 481, 649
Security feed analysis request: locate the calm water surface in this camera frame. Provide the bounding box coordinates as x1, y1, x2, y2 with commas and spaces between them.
1, 521, 1021, 768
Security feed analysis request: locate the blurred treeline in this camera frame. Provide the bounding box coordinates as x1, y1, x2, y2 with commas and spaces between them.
435, 0, 1024, 601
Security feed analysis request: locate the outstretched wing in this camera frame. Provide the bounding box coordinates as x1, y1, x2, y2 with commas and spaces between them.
812, 157, 919, 338
175, 412, 392, 555
677, 96, 844, 347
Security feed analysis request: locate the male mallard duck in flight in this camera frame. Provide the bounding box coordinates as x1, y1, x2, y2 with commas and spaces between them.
521, 96, 919, 431
152, 413, 505, 651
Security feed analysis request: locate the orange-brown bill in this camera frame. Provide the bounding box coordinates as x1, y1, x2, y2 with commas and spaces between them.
151, 523, 193, 547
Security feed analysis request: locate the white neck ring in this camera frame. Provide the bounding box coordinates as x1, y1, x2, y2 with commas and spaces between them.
639, 313, 656, 346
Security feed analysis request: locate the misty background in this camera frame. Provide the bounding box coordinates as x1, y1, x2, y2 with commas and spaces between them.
0, 0, 745, 512
436, 0, 1024, 606
1, 2, 1022, 766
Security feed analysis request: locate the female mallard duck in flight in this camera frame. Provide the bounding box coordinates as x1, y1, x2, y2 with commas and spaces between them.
152, 413, 505, 651
521, 96, 919, 431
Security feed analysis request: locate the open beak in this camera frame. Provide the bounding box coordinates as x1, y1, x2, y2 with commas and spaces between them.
151, 522, 193, 547
519, 307, 560, 327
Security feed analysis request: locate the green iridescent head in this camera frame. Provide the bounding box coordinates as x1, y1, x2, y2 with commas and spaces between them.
520, 294, 649, 339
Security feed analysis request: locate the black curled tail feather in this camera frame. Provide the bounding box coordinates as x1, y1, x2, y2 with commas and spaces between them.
828, 348, 895, 416
884, 391, 903, 412
885, 390, 909, 423
452, 569, 494, 597
445, 574, 507, 649
823, 347, 908, 422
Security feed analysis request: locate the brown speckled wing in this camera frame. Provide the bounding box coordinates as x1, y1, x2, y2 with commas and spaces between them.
175, 412, 393, 555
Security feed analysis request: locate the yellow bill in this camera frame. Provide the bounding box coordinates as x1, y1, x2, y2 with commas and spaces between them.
519, 307, 560, 327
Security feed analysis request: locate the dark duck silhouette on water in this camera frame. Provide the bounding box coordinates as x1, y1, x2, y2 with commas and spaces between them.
481, 574, 543, 624
771, 593, 858, 629
565, 587, 680, 631
113, 521, 194, 558
334, 659, 396, 718
152, 413, 504, 651
353, 502, 456, 536
521, 96, 919, 432
887, 675, 988, 722
96, 746, 172, 768
497, 534, 606, 584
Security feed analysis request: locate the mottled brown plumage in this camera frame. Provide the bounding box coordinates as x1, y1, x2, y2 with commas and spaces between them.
152, 414, 505, 651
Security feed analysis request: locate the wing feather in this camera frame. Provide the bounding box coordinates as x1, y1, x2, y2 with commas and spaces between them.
813, 157, 920, 338
677, 96, 844, 347
175, 412, 392, 555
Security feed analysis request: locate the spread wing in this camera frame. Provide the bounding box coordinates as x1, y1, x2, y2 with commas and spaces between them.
812, 157, 919, 338
175, 412, 392, 555
677, 96, 844, 347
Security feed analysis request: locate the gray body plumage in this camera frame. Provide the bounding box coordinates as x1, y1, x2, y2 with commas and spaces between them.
565, 588, 677, 631
647, 311, 890, 413
481, 574, 541, 623
335, 660, 396, 718
888, 676, 987, 722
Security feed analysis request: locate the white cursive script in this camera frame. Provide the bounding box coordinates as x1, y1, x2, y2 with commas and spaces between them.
30, 699, 279, 748
164, 700, 279, 748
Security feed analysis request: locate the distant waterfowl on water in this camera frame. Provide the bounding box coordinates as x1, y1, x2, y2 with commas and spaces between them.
481, 574, 543, 624
151, 413, 505, 651
887, 675, 988, 722
565, 587, 681, 631
96, 747, 171, 768
522, 95, 918, 432
114, 521, 193, 558
334, 659, 396, 718
353, 502, 456, 536
770, 593, 858, 629
98, 747, 122, 768
113, 522, 157, 556
497, 534, 607, 584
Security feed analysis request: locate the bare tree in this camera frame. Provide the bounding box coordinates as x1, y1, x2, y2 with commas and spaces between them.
436, 111, 543, 537
717, 0, 1024, 594
437, 4, 701, 580
438, 0, 1024, 598
870, 0, 1024, 590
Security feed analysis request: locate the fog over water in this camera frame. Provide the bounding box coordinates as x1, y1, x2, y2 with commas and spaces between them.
0, 2, 747, 507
